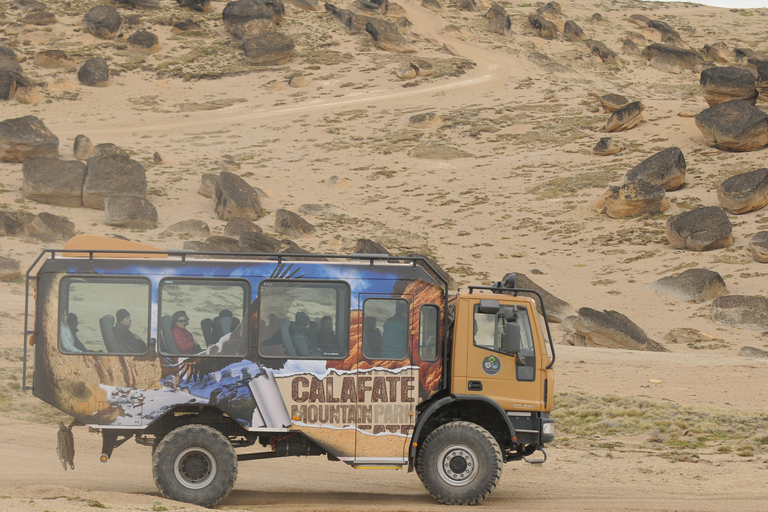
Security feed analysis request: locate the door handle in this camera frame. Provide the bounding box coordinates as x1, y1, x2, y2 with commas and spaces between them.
468, 381, 483, 391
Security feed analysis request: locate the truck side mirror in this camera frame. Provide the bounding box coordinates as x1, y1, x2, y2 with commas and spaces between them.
504, 321, 522, 355
477, 299, 500, 314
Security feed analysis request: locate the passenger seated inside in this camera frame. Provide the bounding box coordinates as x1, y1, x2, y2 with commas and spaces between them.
316, 316, 338, 355
289, 311, 312, 356
60, 312, 83, 353
364, 316, 382, 359
112, 309, 147, 354
171, 311, 202, 354
381, 302, 408, 359
66, 313, 88, 352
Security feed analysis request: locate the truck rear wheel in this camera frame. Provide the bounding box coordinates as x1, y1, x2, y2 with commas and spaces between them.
416, 421, 503, 505
152, 425, 238, 508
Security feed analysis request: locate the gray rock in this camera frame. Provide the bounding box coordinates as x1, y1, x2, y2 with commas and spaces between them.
624, 146, 686, 191
563, 20, 585, 42
409, 112, 441, 129
355, 238, 391, 255
591, 13, 607, 26
505, 273, 574, 323
395, 63, 417, 80
0, 115, 59, 163
600, 181, 668, 219
455, 0, 477, 12
421, 0, 441, 11
127, 30, 160, 52
366, 18, 416, 53
0, 70, 16, 101
82, 155, 148, 210
664, 328, 725, 346
214, 172, 263, 220
117, 0, 161, 7
622, 39, 641, 55
198, 173, 217, 198
733, 47, 767, 68
0, 256, 21, 282
643, 43, 704, 72
740, 346, 768, 358
700, 66, 757, 107
238, 231, 282, 252
105, 196, 158, 229
325, 3, 370, 34
0, 44, 19, 62
172, 18, 204, 34
486, 4, 511, 36
164, 219, 210, 237
666, 206, 733, 251
703, 42, 732, 64
84, 5, 121, 40
717, 168, 768, 214
78, 58, 110, 87
695, 99, 768, 152
711, 295, 768, 331
647, 268, 727, 303
22, 11, 56, 25
183, 241, 219, 253
595, 93, 629, 112
205, 235, 239, 251
22, 156, 86, 207
25, 212, 75, 241
528, 13, 557, 40
228, 17, 275, 40
93, 143, 129, 159
394, 16, 412, 35
647, 19, 681, 42
223, 0, 284, 29
593, 137, 620, 156
286, 0, 319, 10
275, 209, 316, 238
0, 211, 34, 237
561, 308, 668, 351
750, 231, 768, 262
177, 0, 211, 12
243, 32, 295, 65
224, 217, 262, 237
604, 101, 644, 132
12, 0, 46, 11
33, 49, 75, 69
587, 39, 619, 65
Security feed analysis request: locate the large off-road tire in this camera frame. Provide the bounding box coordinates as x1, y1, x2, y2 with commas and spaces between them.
416, 421, 503, 505
152, 425, 238, 508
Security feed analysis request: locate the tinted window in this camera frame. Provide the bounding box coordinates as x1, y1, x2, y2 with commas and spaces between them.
363, 298, 409, 360
419, 305, 439, 362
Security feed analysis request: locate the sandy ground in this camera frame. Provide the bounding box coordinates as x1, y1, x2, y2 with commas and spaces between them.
2, 0, 768, 509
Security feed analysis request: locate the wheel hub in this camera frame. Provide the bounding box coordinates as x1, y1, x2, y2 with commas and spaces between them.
437, 444, 478, 487
174, 447, 217, 490
182, 454, 209, 481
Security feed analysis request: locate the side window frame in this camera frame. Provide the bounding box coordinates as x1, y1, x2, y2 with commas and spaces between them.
362, 297, 410, 361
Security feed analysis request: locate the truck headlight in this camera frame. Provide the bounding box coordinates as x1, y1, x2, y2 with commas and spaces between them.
542, 421, 554, 436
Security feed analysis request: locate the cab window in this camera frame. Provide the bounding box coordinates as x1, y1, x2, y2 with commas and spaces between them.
473, 303, 536, 381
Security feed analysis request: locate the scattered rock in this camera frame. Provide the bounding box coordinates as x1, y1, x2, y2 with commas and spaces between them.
563, 20, 585, 42
22, 157, 86, 207
717, 168, 768, 214
205, 235, 239, 251
561, 308, 668, 351
117, 0, 161, 7
700, 66, 757, 107
22, 10, 56, 25
275, 209, 316, 237
12, 0, 46, 11
238, 231, 282, 252
127, 30, 161, 53
93, 143, 129, 159
622, 38, 641, 55
593, 137, 621, 156
421, 0, 442, 12
0, 256, 21, 282
243, 32, 295, 65
172, 18, 204, 34
286, 0, 319, 10
593, 92, 629, 112
749, 231, 768, 262
224, 217, 262, 237
25, 212, 75, 242
410, 253, 456, 290
84, 5, 122, 40
507, 273, 574, 323
587, 39, 619, 65
740, 346, 768, 359
33, 50, 75, 69
0, 115, 59, 163
177, 0, 211, 12
289, 74, 307, 87
164, 219, 210, 237
366, 18, 416, 53
528, 13, 557, 40
733, 47, 767, 68
198, 173, 217, 198
591, 13, 608, 26
666, 206, 733, 251
82, 155, 148, 210
409, 112, 441, 129
455, 0, 477, 12
223, 0, 284, 29
411, 60, 434, 77
604, 101, 644, 132
527, 52, 575, 73
153, 152, 165, 164
78, 58, 110, 87
695, 99, 768, 152
648, 268, 727, 303
756, 61, 768, 101
0, 44, 19, 62
624, 146, 686, 191
183, 241, 219, 253
702, 42, 733, 63
711, 295, 768, 331
486, 4, 511, 36
395, 63, 416, 79
228, 18, 275, 40
220, 155, 240, 172
105, 196, 158, 229
664, 327, 725, 345
394, 16, 412, 35
0, 70, 16, 101
355, 238, 391, 255
214, 172, 263, 220
643, 43, 704, 72
599, 181, 668, 219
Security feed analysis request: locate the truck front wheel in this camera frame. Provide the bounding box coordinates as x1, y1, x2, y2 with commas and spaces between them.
416, 421, 503, 505
152, 425, 238, 508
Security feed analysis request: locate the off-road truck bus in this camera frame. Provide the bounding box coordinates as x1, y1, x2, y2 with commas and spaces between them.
23, 235, 555, 507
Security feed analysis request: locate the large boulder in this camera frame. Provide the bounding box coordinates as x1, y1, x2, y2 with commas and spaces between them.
700, 66, 757, 107
22, 11, 57, 25
561, 308, 668, 352
599, 181, 668, 219
717, 168, 768, 214
647, 268, 727, 303
223, 0, 284, 28
750, 231, 768, 262
178, 0, 212, 12
0, 211, 35, 237
666, 206, 733, 251
587, 40, 619, 65
205, 235, 240, 252
82, 155, 147, 210
25, 212, 76, 242
105, 196, 158, 229
593, 137, 620, 156
22, 157, 86, 207
703, 42, 733, 64
624, 146, 686, 191
214, 172, 263, 220
84, 5, 121, 40
528, 13, 557, 40
355, 238, 391, 255
486, 4, 511, 36
165, 219, 210, 237
563, 20, 584, 42
78, 58, 110, 87
505, 273, 574, 323
604, 101, 644, 132
238, 231, 282, 252
224, 217, 262, 237
756, 61, 768, 101
0, 70, 17, 101
127, 30, 161, 53
643, 43, 704, 72
366, 18, 416, 53
243, 32, 294, 65
695, 99, 768, 152
274, 209, 316, 238
0, 116, 59, 163
711, 295, 768, 331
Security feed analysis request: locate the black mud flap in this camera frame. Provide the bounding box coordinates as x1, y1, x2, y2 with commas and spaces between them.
56, 421, 77, 470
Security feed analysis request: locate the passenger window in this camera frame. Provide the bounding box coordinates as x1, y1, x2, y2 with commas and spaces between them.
60, 277, 150, 355
363, 299, 409, 360
258, 280, 350, 359
159, 278, 250, 357
419, 305, 439, 362
473, 304, 536, 382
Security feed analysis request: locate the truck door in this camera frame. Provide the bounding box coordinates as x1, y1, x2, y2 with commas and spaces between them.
462, 298, 543, 411
355, 294, 417, 465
